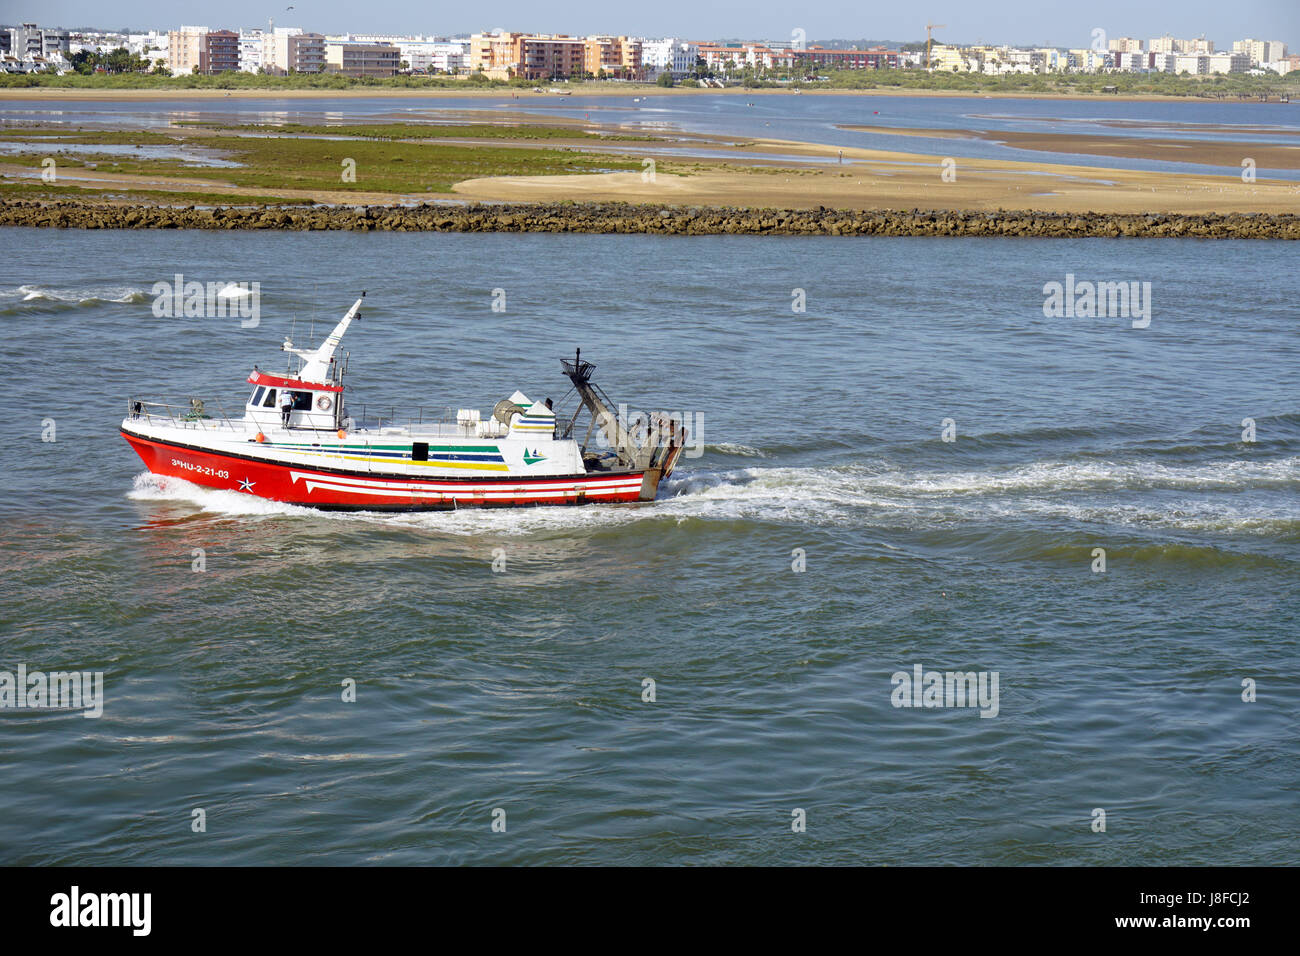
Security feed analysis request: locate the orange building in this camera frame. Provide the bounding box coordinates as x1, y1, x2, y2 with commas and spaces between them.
470, 32, 641, 80
583, 35, 642, 79
470, 32, 586, 80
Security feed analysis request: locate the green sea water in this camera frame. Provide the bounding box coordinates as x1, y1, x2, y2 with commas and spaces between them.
1, 230, 1296, 864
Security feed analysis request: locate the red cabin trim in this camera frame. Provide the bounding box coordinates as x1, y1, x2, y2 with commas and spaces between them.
247, 369, 344, 393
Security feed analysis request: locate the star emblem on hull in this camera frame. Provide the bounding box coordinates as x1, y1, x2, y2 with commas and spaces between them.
239, 478, 255, 492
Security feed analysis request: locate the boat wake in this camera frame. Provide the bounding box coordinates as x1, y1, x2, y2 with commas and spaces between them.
703, 442, 767, 458
0, 284, 150, 316
129, 472, 319, 517
128, 452, 1300, 539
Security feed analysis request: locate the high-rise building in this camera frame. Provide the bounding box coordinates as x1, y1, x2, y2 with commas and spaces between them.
0, 22, 71, 60
1108, 37, 1143, 53
583, 36, 642, 79
1207, 51, 1251, 73
166, 26, 209, 74
238, 30, 264, 72
262, 28, 326, 74
641, 39, 699, 78
469, 32, 587, 80
398, 40, 468, 74
1149, 35, 1212, 55
164, 26, 239, 74
203, 30, 240, 73
325, 42, 400, 77
1232, 39, 1288, 66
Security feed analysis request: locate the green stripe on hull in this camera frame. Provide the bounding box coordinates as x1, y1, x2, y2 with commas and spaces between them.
270, 442, 503, 453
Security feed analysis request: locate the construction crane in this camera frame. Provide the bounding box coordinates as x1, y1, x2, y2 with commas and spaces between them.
926, 23, 947, 70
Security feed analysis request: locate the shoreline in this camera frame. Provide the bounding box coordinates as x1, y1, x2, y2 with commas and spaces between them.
4, 101, 1297, 220
0, 85, 1276, 105
2, 199, 1296, 238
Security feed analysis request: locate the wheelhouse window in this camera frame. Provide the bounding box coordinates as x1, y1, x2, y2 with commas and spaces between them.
261, 388, 278, 408
292, 391, 314, 411
250, 386, 265, 407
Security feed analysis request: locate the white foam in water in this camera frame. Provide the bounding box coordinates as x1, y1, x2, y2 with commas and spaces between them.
6, 284, 148, 306
706, 443, 767, 458
126, 453, 1300, 537
129, 472, 320, 518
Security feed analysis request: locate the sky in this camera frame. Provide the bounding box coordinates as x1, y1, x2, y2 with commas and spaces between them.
7, 1, 1299, 48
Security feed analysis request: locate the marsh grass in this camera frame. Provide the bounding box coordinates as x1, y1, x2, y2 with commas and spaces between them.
0, 126, 650, 194
177, 121, 661, 142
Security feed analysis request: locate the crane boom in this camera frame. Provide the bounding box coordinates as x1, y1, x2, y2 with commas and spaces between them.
926, 22, 947, 70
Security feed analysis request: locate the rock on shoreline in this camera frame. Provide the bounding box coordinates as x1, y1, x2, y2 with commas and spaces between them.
2, 200, 1298, 238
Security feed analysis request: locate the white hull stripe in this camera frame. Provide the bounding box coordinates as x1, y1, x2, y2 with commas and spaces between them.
289, 470, 643, 497
303, 481, 638, 500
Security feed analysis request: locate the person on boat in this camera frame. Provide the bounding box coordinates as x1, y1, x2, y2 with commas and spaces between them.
279, 389, 293, 428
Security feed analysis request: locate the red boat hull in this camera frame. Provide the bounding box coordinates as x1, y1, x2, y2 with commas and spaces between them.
122, 429, 653, 510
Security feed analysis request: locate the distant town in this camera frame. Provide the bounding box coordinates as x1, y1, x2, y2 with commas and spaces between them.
1, 21, 1296, 82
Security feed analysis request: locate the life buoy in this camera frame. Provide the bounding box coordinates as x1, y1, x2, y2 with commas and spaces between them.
317, 395, 333, 411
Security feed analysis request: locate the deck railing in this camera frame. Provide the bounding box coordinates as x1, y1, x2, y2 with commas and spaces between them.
126, 399, 243, 433
127, 399, 574, 440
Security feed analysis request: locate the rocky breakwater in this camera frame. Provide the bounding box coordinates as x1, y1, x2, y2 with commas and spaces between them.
2, 200, 1299, 238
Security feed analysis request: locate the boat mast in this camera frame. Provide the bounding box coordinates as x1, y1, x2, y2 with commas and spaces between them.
561, 348, 665, 470
282, 293, 365, 384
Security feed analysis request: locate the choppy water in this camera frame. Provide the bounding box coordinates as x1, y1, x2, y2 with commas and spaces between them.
1, 229, 1297, 865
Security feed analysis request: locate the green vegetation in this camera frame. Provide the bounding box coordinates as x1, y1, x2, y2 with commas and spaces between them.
811, 67, 1300, 97
173, 121, 659, 142
0, 125, 650, 195
0, 128, 181, 145
0, 181, 303, 204
2, 66, 1295, 98
67, 47, 168, 76
724, 65, 1299, 97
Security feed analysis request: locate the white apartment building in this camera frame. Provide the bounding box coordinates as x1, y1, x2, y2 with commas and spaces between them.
126, 31, 167, 61
1232, 39, 1287, 66
1068, 48, 1112, 71
1149, 35, 1213, 55
1207, 51, 1250, 73
641, 38, 698, 77
1112, 51, 1149, 71
398, 40, 468, 73
261, 26, 325, 74
238, 30, 263, 72
165, 25, 208, 74
262, 26, 298, 73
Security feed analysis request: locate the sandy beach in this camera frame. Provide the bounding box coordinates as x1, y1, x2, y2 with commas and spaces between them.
3, 88, 1299, 216
840, 125, 1300, 170
6, 140, 1294, 214
449, 139, 1300, 214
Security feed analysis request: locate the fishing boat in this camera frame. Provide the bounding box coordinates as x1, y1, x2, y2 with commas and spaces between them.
121, 295, 688, 510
